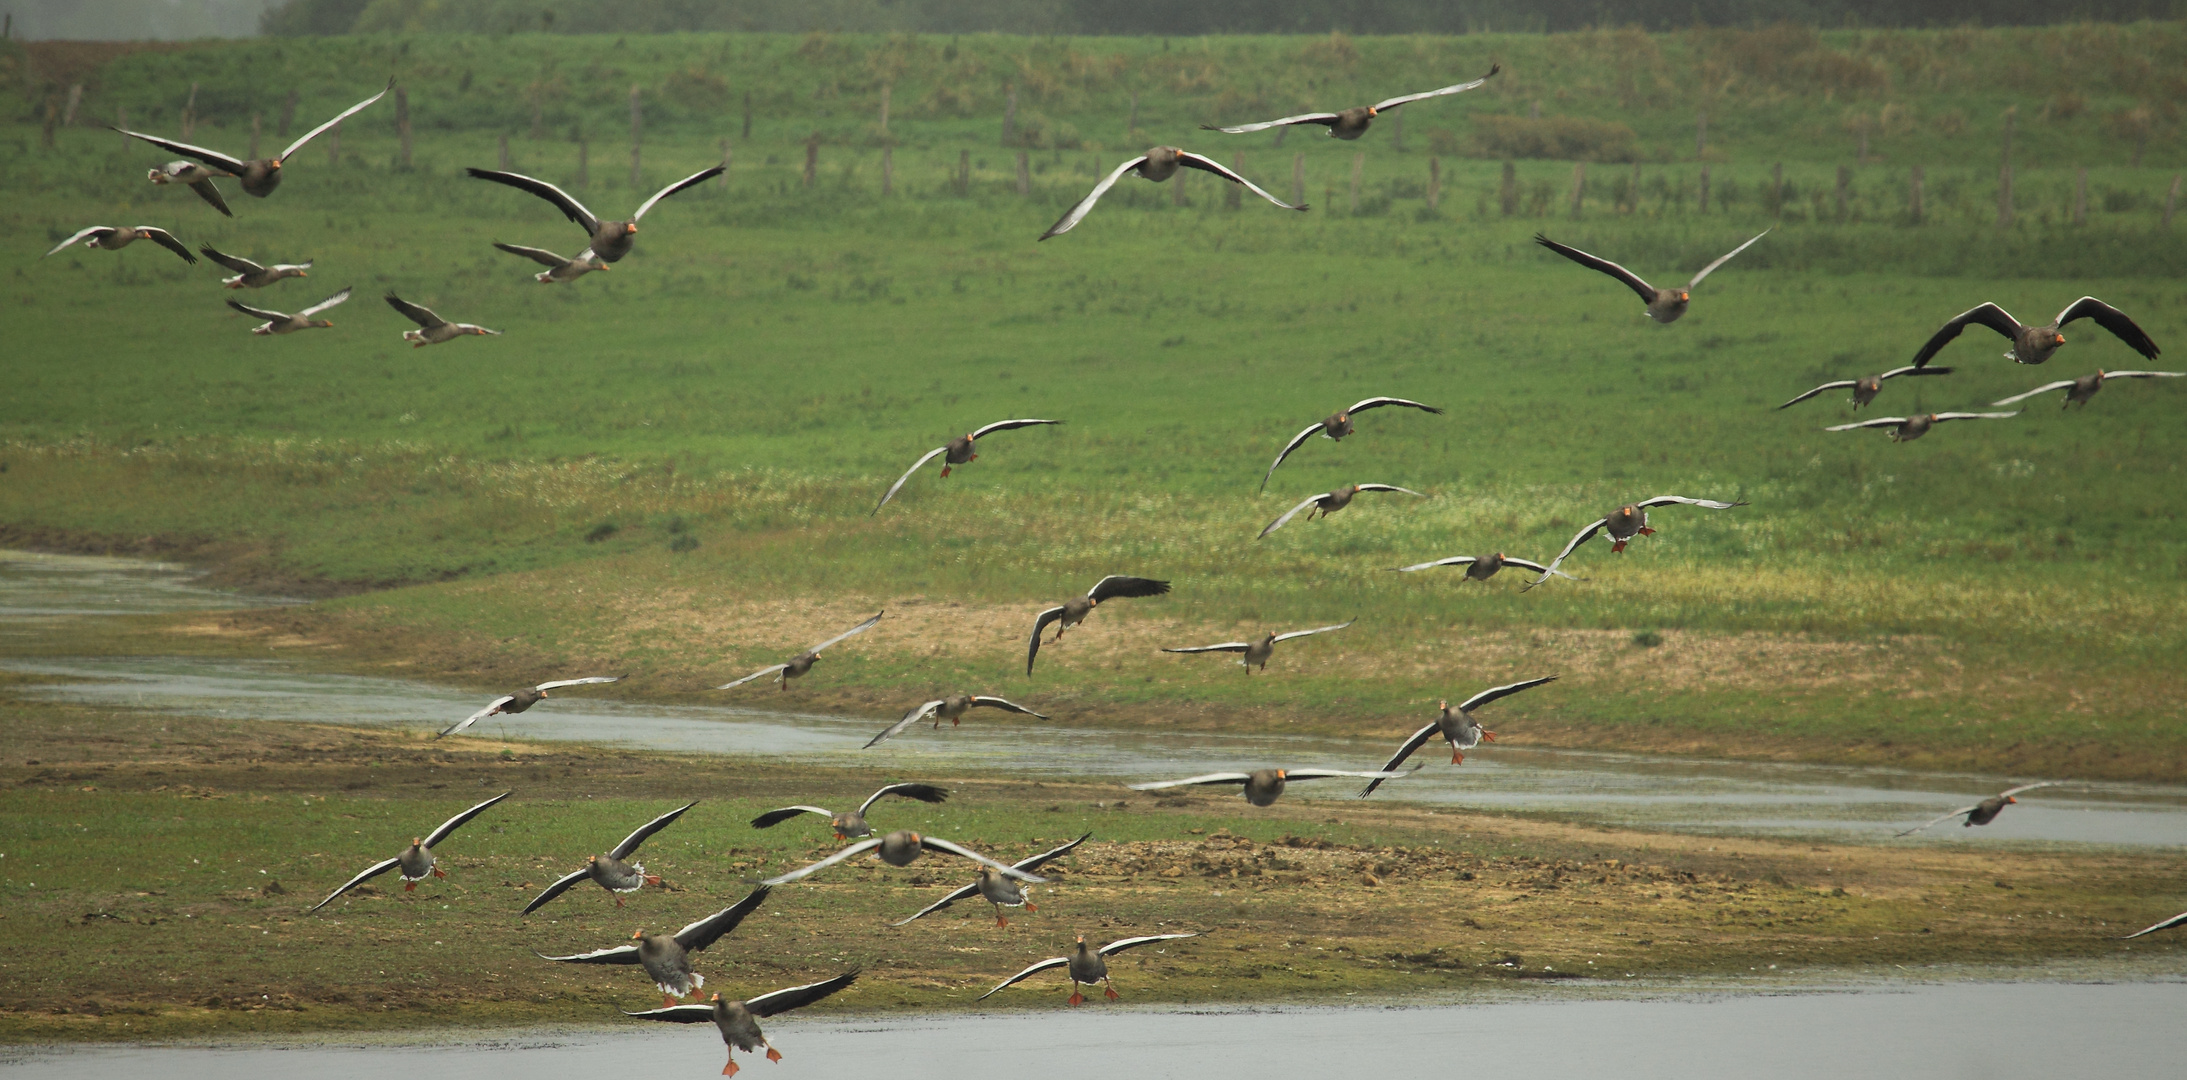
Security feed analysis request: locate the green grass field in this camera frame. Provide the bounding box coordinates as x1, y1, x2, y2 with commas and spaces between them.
3, 27, 2184, 775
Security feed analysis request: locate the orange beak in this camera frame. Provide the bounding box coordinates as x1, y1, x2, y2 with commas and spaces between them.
2054, 333, 2065, 344
631, 929, 645, 940
1276, 769, 1288, 779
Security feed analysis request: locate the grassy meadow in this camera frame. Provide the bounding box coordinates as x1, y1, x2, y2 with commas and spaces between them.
2, 27, 2186, 775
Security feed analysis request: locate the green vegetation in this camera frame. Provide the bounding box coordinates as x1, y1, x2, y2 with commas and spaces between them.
2, 27, 2183, 774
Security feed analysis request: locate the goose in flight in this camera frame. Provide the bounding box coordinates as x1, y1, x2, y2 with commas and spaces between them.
1392, 552, 1580, 584
534, 884, 771, 1006
1777, 365, 1953, 410
1359, 677, 1559, 796
228, 285, 351, 335
1040, 147, 1304, 240
1894, 782, 2060, 837
493, 241, 608, 283
467, 164, 724, 263
147, 160, 233, 216
2124, 911, 2187, 939
977, 933, 1200, 1005
1131, 766, 1412, 806
1524, 496, 1745, 589
1824, 411, 2018, 443
873, 419, 1062, 513
749, 782, 949, 839
893, 832, 1089, 927
1260, 397, 1443, 491
760, 830, 1047, 887
1204, 65, 1500, 140
1162, 619, 1354, 673
44, 225, 196, 264
1259, 484, 1425, 539
438, 675, 624, 738
716, 612, 883, 691
1027, 576, 1170, 675
385, 293, 501, 347
308, 791, 509, 913
1535, 230, 1768, 323
523, 801, 696, 914
622, 972, 858, 1078
118, 79, 391, 198
1992, 369, 2184, 408
199, 245, 310, 289
1910, 297, 2160, 368
865, 694, 1049, 748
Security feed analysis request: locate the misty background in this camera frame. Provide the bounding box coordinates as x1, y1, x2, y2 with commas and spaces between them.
2, 0, 2181, 41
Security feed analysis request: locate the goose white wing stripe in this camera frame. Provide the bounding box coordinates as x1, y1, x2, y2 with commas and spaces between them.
875, 446, 951, 513
761, 838, 884, 885
298, 287, 353, 318
1685, 229, 1770, 289
865, 701, 944, 748
279, 80, 392, 162
1259, 492, 1328, 538
1203, 111, 1341, 134
45, 226, 112, 256
1370, 66, 1501, 111
1097, 932, 1200, 956
1991, 381, 2077, 407
1271, 619, 1355, 643
307, 857, 399, 913
977, 956, 1071, 999
916, 836, 1048, 882
1176, 151, 1305, 210
716, 664, 790, 690
1261, 421, 1329, 491
806, 612, 883, 654
1039, 155, 1147, 240
422, 791, 510, 848
438, 695, 515, 738
1127, 772, 1252, 790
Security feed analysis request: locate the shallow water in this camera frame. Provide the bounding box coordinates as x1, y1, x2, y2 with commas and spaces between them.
5, 546, 2182, 848
5, 980, 2183, 1079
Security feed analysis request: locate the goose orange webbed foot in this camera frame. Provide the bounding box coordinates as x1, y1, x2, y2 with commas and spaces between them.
1067, 992, 1085, 1006
1481, 730, 1497, 743
1104, 987, 1119, 1000
1639, 527, 1656, 536
722, 1059, 739, 1077
432, 867, 447, 878
765, 1047, 783, 1063
644, 875, 662, 887
1450, 750, 1465, 764
615, 896, 626, 908
940, 466, 952, 478
1610, 540, 1629, 552
404, 881, 418, 892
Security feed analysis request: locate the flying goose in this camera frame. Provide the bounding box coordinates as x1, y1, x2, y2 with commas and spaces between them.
1777, 365, 1954, 410
1260, 397, 1444, 491
523, 801, 696, 914
1359, 676, 1559, 797
1992, 369, 2184, 408
199, 245, 310, 289
1203, 65, 1500, 140
1259, 484, 1425, 539
227, 286, 351, 335
1824, 412, 2018, 442
438, 675, 624, 738
873, 419, 1063, 513
865, 694, 1050, 749
2123, 911, 2187, 939
1894, 782, 2060, 837
385, 292, 502, 346
1026, 576, 1171, 676
535, 884, 771, 1006
622, 972, 858, 1077
467, 164, 724, 263
1524, 496, 1746, 589
1130, 766, 1412, 806
1535, 230, 1769, 323
492, 241, 608, 283
44, 225, 195, 263
749, 782, 949, 839
1392, 552, 1581, 584
1910, 297, 2160, 368
118, 80, 392, 198
1162, 619, 1354, 673
977, 933, 1200, 1005
1040, 147, 1304, 240
893, 832, 1090, 927
716, 612, 883, 691
147, 160, 233, 216
307, 791, 509, 913
760, 830, 1048, 887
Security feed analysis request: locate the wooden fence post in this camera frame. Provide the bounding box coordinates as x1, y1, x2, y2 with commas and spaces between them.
803, 133, 818, 189
629, 85, 643, 188
249, 114, 261, 159
1272, 125, 1288, 149
1835, 164, 1850, 221
878, 84, 890, 135
1570, 163, 1586, 219
1695, 109, 1706, 159
182, 82, 198, 138
1226, 153, 1243, 209
1291, 152, 1304, 206
2073, 167, 2087, 226
1427, 156, 1441, 210
1349, 152, 1364, 213
396, 88, 411, 169
881, 145, 893, 195
1002, 82, 1017, 145
1500, 161, 1518, 216
1909, 165, 1924, 224
499, 133, 511, 171
1698, 163, 1710, 213
278, 88, 297, 139
1016, 150, 1030, 195
62, 84, 81, 126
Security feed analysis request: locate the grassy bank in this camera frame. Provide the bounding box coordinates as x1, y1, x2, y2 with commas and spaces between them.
3, 688, 2180, 1043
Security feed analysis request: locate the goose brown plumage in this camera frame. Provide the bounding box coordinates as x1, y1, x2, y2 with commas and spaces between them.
1777, 365, 1954, 410
227, 286, 351, 335
1203, 66, 1499, 140
385, 292, 502, 346
977, 933, 1200, 1005
894, 833, 1089, 927
1161, 619, 1354, 673
621, 971, 857, 1077
1524, 496, 1746, 589
308, 792, 509, 913
1259, 484, 1425, 539
1026, 575, 1171, 676
760, 830, 1047, 887
534, 884, 771, 1006
748, 782, 949, 839
147, 160, 233, 216
1358, 677, 1559, 796
523, 801, 696, 914
468, 164, 723, 263
1535, 230, 1768, 323
865, 694, 1048, 748
1824, 411, 2018, 442
1040, 147, 1304, 240
1260, 396, 1443, 491
1894, 782, 2060, 837
1391, 552, 1581, 584
1130, 766, 1412, 806
118, 80, 391, 199
715, 612, 883, 692
199, 245, 310, 289
873, 419, 1062, 512
438, 675, 624, 738
1991, 369, 2184, 408
44, 225, 196, 264
1910, 297, 2160, 368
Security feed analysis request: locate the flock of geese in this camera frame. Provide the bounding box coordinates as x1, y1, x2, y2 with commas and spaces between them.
45, 64, 2187, 1073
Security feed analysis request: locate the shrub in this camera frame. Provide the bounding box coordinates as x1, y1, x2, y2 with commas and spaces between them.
583, 521, 619, 543
669, 533, 699, 553
1469, 115, 1640, 163
1630, 629, 1664, 648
